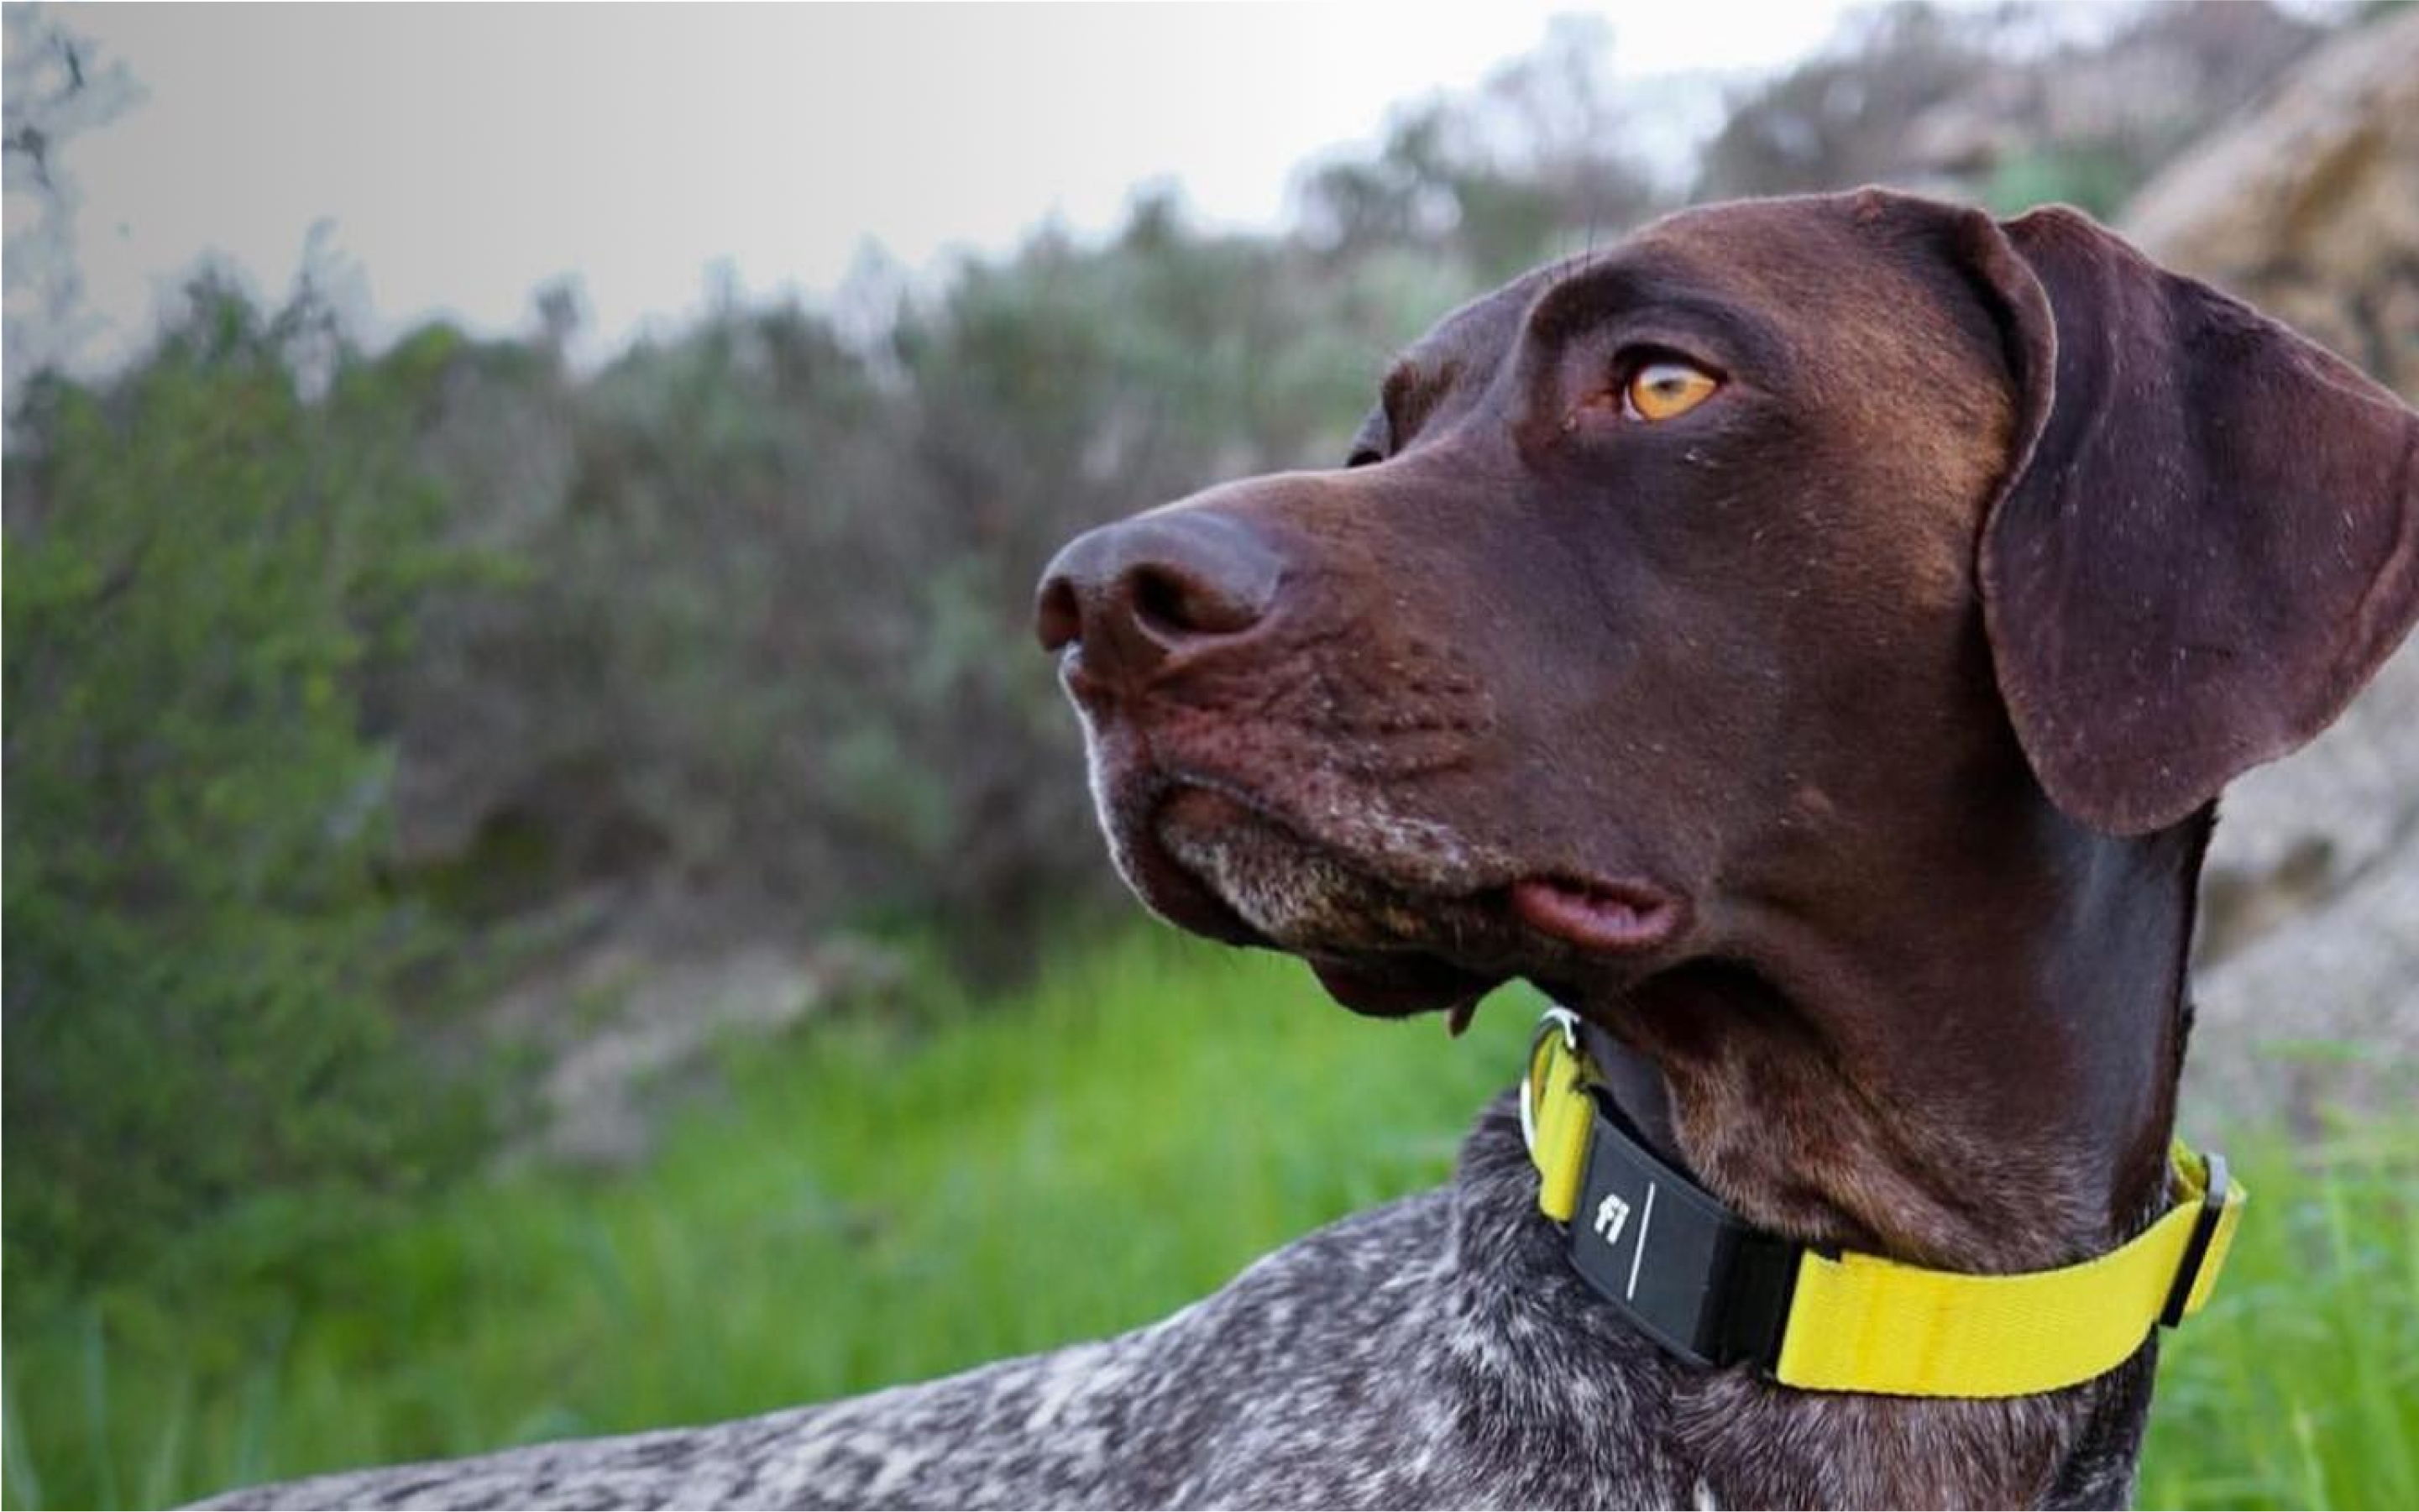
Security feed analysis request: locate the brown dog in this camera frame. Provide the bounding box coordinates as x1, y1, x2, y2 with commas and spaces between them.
207, 188, 2416, 1512
1029, 187, 2417, 1501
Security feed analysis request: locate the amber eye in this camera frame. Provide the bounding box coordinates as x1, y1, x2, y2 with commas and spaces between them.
1624, 360, 1719, 421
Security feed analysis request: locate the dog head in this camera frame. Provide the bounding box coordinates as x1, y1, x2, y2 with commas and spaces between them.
1035, 189, 2419, 1027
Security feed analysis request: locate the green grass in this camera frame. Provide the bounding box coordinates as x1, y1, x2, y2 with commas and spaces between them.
2138, 1114, 2419, 1510
4, 929, 2414, 1509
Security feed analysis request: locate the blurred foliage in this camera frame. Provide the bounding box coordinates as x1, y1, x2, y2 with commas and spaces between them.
3, 285, 492, 1286
1698, 2, 2319, 210
376, 213, 1472, 960
1298, 15, 1659, 281
0, 1, 2344, 1301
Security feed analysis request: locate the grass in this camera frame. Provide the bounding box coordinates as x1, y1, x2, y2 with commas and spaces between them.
4, 929, 2414, 1509
2136, 1113, 2419, 1510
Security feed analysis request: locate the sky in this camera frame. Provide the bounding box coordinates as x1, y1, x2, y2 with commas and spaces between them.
22, 3, 1873, 376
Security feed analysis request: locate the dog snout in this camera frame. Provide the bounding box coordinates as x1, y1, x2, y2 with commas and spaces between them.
1034, 510, 1286, 687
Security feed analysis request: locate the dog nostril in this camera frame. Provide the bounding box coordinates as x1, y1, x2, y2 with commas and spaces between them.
1128, 562, 1260, 639
1129, 565, 1194, 638
1035, 577, 1083, 653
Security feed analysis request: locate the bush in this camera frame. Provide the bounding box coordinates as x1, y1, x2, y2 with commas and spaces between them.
3, 287, 485, 1288
370, 216, 1481, 966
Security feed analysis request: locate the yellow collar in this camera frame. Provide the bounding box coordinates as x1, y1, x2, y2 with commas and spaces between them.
1521, 1007, 2245, 1399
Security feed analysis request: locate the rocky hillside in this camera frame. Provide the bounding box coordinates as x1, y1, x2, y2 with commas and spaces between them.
2122, 5, 2419, 1124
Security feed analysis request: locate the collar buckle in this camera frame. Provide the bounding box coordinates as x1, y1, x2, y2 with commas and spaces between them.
2159, 1149, 2231, 1328
1517, 1005, 1582, 1157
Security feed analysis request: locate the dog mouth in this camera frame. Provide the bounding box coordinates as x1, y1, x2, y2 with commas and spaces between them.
1506, 876, 1684, 954
1121, 782, 1684, 1022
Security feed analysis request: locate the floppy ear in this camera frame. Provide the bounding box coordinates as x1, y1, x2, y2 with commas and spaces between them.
1957, 204, 2419, 836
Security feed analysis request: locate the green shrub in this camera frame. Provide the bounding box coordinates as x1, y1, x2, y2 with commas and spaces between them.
3, 287, 485, 1290
1984, 144, 2141, 221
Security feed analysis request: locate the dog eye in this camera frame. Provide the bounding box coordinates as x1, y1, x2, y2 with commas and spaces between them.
1623, 361, 1719, 422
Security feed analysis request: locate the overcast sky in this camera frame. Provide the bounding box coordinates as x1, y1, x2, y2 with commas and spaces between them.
30, 3, 1874, 374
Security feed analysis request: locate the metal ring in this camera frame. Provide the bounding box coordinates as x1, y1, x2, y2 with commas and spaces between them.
1518, 1005, 1584, 1156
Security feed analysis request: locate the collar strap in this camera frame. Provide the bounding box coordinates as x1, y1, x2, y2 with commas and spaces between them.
1520, 1007, 2246, 1399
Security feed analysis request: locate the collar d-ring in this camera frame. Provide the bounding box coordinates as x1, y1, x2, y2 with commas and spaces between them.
1518, 1003, 1584, 1156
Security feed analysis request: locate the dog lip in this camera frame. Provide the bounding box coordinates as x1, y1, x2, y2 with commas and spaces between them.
1144, 783, 1510, 1010
1149, 776, 1480, 909
1308, 954, 1501, 1019
1122, 793, 1273, 949
1509, 876, 1686, 955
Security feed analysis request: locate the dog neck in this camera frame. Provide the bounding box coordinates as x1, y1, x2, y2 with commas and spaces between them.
1584, 803, 2214, 1278
1547, 804, 2212, 1509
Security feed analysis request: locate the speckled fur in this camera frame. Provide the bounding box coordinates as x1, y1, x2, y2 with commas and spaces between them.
202, 1094, 2148, 1511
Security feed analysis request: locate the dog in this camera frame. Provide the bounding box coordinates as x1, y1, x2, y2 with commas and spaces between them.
204, 188, 2419, 1510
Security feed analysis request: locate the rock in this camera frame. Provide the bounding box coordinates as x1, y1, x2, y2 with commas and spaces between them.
2123, 6, 2419, 398
2186, 824, 2419, 1128
2120, 6, 2419, 1124
1905, 3, 2320, 186
2187, 630, 2419, 1126
489, 934, 905, 1168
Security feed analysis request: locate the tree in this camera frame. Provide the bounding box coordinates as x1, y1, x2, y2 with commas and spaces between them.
3, 4, 143, 405
4, 284, 482, 1284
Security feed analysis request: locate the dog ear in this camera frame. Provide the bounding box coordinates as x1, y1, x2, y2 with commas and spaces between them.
1956, 204, 2419, 836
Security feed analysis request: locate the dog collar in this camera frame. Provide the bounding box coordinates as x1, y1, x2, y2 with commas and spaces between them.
1519, 1007, 2245, 1398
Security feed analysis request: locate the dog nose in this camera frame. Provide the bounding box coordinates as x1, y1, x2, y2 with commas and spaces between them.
1034, 511, 1285, 683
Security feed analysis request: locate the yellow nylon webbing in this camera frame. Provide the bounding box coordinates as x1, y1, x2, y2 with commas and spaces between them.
1521, 1026, 2246, 1398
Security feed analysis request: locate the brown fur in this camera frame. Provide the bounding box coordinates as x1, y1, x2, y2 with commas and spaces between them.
1036, 187, 2419, 1504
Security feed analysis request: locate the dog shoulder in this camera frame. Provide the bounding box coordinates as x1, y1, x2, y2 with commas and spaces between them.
189, 1186, 1466, 1510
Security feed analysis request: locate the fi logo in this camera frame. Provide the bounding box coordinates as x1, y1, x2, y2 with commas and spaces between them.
1593, 1190, 1631, 1248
